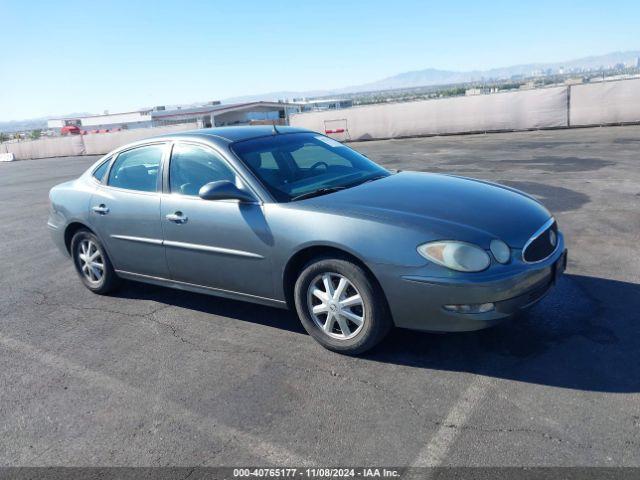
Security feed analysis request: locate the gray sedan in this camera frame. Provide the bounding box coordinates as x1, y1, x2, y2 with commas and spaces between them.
48, 126, 567, 354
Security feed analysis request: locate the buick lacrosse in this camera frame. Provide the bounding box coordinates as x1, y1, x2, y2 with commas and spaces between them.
48, 126, 567, 354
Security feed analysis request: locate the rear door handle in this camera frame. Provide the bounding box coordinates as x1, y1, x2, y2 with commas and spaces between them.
92, 204, 109, 215
165, 211, 188, 224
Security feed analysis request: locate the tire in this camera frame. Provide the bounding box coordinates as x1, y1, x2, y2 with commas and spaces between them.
294, 256, 392, 354
70, 229, 120, 294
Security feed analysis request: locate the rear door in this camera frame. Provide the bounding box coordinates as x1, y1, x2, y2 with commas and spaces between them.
90, 142, 169, 278
160, 141, 275, 299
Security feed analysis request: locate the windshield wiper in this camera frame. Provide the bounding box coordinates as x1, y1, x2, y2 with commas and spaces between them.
290, 186, 347, 201
342, 173, 389, 189
290, 174, 390, 201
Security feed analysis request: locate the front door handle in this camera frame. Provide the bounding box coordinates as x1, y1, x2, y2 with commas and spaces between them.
91, 204, 109, 215
165, 211, 188, 224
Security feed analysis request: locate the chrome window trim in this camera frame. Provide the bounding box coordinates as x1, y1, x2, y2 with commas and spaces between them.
96, 184, 161, 197
522, 217, 558, 264
89, 176, 103, 187
160, 192, 261, 206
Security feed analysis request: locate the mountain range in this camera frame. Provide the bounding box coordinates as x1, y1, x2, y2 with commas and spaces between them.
3, 50, 639, 131
224, 50, 640, 102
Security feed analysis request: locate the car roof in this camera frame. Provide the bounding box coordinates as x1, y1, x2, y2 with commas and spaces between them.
158, 125, 314, 144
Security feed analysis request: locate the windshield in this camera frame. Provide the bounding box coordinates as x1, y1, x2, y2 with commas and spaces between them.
231, 132, 390, 202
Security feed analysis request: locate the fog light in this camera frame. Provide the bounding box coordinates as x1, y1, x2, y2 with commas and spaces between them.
443, 303, 495, 314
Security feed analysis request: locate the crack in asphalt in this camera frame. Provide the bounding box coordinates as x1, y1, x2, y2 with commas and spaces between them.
14, 286, 621, 464
434, 420, 593, 449
19, 285, 628, 451
182, 468, 196, 479
0, 332, 315, 465
23, 289, 425, 420
30, 289, 173, 320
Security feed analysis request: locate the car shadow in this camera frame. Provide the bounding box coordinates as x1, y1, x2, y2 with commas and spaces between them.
114, 281, 307, 335
115, 273, 639, 393
365, 273, 640, 393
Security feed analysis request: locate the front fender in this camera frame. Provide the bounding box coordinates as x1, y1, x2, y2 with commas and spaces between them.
265, 204, 433, 300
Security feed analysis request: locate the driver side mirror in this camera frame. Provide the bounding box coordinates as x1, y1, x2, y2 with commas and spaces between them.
198, 181, 256, 203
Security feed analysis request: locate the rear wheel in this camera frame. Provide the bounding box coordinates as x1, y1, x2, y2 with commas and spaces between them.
294, 257, 392, 354
70, 229, 120, 294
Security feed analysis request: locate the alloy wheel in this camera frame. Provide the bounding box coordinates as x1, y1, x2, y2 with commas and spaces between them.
307, 272, 365, 340
77, 239, 104, 284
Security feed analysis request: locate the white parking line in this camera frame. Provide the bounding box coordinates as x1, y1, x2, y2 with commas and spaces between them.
412, 375, 491, 467
0, 332, 313, 466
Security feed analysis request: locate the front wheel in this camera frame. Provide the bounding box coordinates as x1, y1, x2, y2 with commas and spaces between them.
294, 257, 392, 354
70, 229, 120, 294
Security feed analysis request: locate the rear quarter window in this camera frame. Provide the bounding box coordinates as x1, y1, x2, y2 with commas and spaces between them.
92, 158, 111, 182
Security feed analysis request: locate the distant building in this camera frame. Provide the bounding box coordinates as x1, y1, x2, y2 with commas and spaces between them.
150, 101, 300, 128
294, 98, 353, 112
47, 118, 82, 129
465, 87, 498, 96
519, 81, 537, 90
48, 110, 153, 131
47, 101, 301, 133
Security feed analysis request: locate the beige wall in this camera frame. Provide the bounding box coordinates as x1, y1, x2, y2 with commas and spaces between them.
5, 79, 640, 160
290, 87, 569, 141
3, 123, 198, 160
291, 79, 640, 141
82, 124, 198, 155
570, 78, 640, 126
1, 135, 85, 160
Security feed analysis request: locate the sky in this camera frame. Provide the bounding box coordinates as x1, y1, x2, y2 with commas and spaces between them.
1, 0, 639, 121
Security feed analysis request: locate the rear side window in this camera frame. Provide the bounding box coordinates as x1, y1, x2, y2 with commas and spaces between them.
92, 158, 111, 182
108, 145, 163, 192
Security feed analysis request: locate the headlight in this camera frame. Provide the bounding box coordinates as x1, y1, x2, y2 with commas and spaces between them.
418, 241, 490, 272
490, 239, 511, 264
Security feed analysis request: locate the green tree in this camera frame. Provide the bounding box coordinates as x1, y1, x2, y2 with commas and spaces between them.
30, 129, 42, 140
0, 132, 8, 143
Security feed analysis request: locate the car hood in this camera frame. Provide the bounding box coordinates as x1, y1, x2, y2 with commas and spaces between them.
300, 171, 551, 247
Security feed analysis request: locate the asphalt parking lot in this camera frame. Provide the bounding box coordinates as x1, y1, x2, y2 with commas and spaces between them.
1, 126, 639, 467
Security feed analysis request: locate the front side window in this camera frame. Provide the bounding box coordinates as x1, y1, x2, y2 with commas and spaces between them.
108, 145, 163, 192
169, 143, 236, 196
231, 133, 389, 202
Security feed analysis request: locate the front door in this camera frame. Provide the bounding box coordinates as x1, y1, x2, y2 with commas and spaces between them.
161, 142, 274, 299
90, 143, 168, 278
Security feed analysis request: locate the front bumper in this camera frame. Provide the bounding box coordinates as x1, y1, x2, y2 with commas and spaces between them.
373, 236, 567, 332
